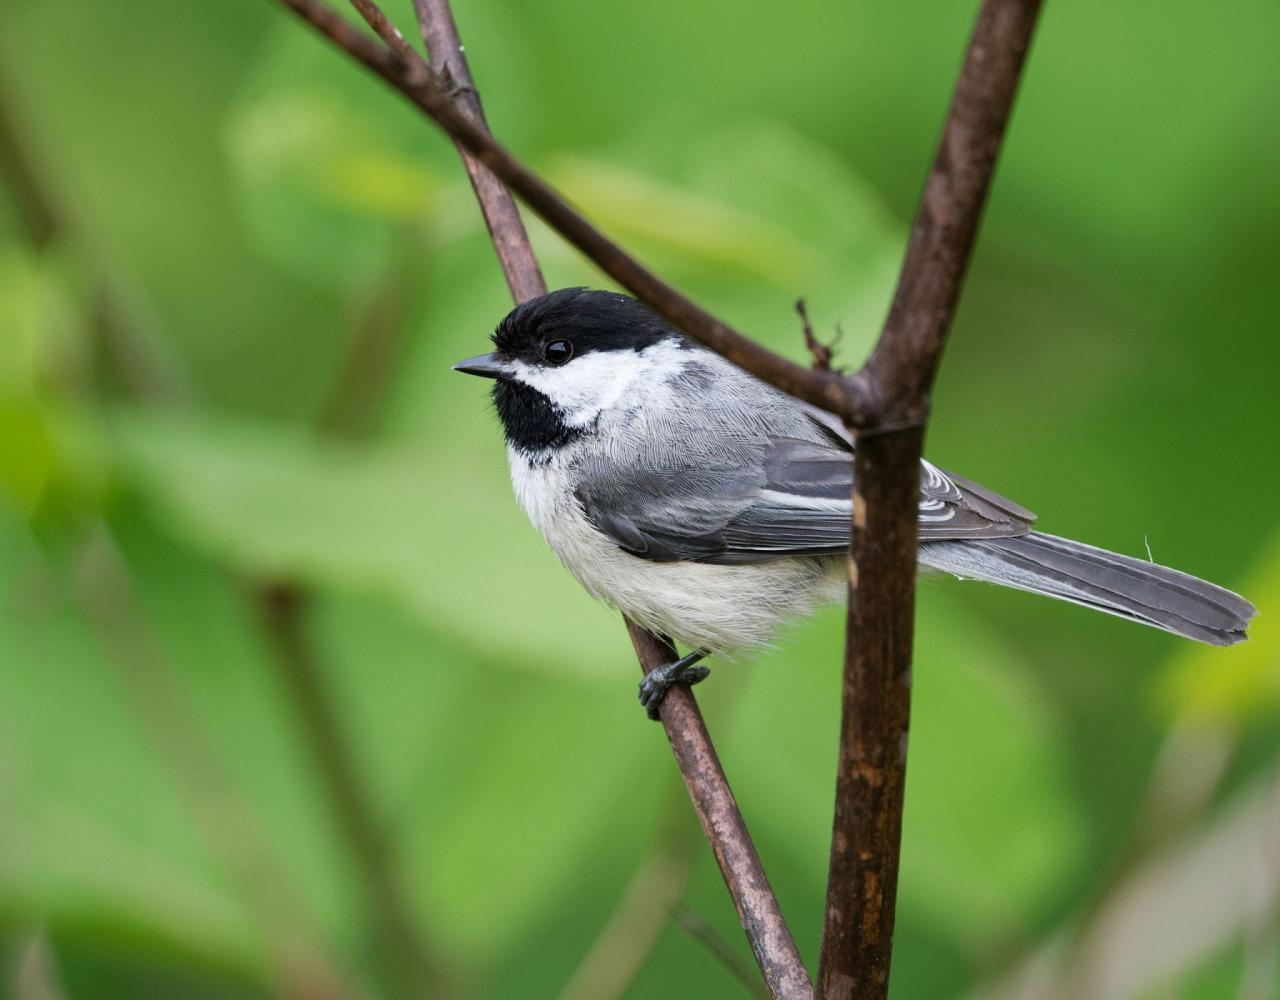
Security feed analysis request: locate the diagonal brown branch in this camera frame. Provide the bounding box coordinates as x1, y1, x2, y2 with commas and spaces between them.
817, 3, 1043, 998
280, 2, 1046, 997
408, 0, 547, 302
379, 3, 810, 995
625, 625, 812, 999
277, 0, 858, 422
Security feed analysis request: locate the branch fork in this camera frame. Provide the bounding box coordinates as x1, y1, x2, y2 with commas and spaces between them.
276, 1, 1045, 996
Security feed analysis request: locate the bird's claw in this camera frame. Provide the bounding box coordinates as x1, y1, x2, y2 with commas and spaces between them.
639, 657, 711, 720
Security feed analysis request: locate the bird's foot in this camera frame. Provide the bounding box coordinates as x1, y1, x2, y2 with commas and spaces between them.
639, 650, 710, 721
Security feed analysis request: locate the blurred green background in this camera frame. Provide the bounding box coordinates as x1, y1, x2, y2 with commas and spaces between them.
1, 1, 1278, 997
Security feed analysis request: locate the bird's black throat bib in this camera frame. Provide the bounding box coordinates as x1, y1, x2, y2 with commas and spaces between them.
492, 380, 585, 453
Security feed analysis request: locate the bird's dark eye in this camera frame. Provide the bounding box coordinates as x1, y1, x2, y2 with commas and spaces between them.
543, 339, 574, 365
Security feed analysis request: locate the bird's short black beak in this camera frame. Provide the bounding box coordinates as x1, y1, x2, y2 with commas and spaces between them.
452, 352, 509, 379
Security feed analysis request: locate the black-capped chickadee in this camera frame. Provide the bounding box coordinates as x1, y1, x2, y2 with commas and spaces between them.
454, 288, 1256, 717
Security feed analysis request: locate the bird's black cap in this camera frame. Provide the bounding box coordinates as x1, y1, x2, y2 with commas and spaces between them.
491, 287, 684, 364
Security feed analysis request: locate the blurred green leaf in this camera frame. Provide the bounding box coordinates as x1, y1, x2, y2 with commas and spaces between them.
112, 408, 632, 676
531, 120, 903, 363
1157, 529, 1280, 730
901, 597, 1085, 948
0, 515, 263, 983
227, 58, 449, 281
3, 0, 1279, 995
726, 590, 1084, 955
0, 248, 109, 525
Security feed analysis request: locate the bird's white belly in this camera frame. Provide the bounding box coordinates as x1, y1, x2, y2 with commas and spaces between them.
509, 450, 844, 653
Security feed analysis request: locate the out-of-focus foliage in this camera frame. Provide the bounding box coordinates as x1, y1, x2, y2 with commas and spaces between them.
0, 1, 1276, 998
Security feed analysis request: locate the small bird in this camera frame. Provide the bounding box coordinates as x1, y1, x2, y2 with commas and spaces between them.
454, 288, 1256, 718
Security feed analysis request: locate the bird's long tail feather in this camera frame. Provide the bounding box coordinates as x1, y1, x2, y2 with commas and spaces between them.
919, 531, 1256, 646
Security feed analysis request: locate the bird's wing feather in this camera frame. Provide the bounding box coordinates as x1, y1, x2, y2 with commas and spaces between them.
575, 422, 1036, 565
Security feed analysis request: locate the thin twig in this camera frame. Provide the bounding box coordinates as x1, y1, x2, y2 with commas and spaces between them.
74, 531, 353, 1000
625, 625, 812, 1000
817, 3, 1043, 999
795, 298, 834, 371
275, 0, 859, 422
254, 581, 443, 997
407, 0, 547, 302
674, 904, 771, 1000
393, 2, 811, 995
348, 0, 424, 65
558, 817, 696, 1000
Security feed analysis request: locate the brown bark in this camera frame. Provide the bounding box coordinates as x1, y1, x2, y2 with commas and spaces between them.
276, 2, 1047, 996
817, 3, 1043, 997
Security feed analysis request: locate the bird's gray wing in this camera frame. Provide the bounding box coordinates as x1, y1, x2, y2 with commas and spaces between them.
575, 411, 1036, 565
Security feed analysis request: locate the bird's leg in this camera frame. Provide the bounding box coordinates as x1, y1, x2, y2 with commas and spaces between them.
638, 649, 711, 721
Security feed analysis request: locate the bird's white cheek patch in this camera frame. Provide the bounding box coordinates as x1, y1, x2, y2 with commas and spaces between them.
510, 341, 688, 428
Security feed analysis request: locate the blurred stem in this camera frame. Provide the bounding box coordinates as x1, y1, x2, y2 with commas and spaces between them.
558, 798, 768, 1000
3, 64, 354, 1000
73, 527, 353, 1000
0, 66, 189, 404
254, 580, 443, 998
673, 904, 770, 1000
8, 933, 67, 1000
558, 797, 699, 1000
978, 718, 1243, 997
1046, 720, 1236, 1000
319, 237, 412, 438
251, 236, 440, 996
1, 58, 436, 998
0, 69, 58, 249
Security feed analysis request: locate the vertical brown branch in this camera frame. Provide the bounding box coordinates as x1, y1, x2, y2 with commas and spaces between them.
817, 428, 923, 1000
274, 3, 1045, 997
817, 3, 1043, 998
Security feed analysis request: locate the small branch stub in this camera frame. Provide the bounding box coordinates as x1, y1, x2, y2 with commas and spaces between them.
817, 1, 1044, 998
795, 297, 841, 372
276, 2, 1047, 998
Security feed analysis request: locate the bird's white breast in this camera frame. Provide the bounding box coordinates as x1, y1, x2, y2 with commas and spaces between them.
507, 445, 843, 654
